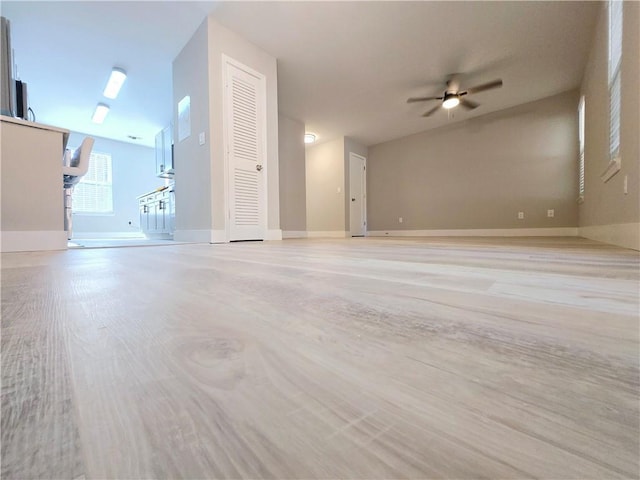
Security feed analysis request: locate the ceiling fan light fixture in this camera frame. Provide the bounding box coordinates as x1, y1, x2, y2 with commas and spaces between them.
442, 94, 460, 109
304, 133, 316, 144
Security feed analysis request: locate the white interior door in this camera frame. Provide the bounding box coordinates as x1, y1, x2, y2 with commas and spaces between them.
225, 59, 266, 241
349, 153, 366, 236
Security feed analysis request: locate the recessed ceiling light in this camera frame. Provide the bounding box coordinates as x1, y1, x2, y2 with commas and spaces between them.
92, 103, 110, 124
304, 133, 316, 144
103, 67, 127, 99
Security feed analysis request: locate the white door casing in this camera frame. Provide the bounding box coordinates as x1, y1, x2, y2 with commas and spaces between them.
349, 153, 366, 236
224, 56, 267, 241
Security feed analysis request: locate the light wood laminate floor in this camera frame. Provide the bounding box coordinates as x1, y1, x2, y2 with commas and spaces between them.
2, 237, 639, 479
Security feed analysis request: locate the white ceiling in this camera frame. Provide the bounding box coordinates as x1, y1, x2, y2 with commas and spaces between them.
2, 1, 599, 148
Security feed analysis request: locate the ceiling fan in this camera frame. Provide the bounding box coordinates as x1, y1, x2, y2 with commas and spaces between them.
407, 76, 503, 117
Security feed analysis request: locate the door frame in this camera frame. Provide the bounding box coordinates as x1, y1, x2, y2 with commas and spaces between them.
222, 54, 268, 242
349, 152, 367, 237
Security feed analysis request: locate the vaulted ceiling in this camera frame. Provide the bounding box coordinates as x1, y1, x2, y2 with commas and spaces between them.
2, 1, 599, 148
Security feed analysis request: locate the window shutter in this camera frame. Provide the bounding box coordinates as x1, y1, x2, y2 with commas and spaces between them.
578, 96, 585, 198
608, 1, 623, 83
608, 0, 623, 160
609, 73, 621, 159
72, 150, 113, 214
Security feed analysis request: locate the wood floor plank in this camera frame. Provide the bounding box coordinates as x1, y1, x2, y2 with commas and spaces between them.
1, 265, 85, 479
1, 237, 638, 479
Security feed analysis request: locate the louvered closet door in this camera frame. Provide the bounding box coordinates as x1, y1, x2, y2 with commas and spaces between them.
226, 61, 266, 241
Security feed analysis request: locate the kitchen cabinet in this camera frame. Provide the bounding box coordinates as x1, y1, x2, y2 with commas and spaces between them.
155, 125, 174, 178
138, 187, 174, 239
1, 116, 70, 252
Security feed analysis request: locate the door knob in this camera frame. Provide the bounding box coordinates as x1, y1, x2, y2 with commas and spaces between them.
351, 198, 356, 201
256, 164, 263, 171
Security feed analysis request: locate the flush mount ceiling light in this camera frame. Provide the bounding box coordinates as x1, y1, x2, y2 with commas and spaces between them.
304, 133, 316, 144
442, 93, 460, 109
92, 103, 110, 124
103, 67, 127, 99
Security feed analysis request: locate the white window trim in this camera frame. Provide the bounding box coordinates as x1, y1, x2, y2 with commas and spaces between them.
601, 157, 621, 183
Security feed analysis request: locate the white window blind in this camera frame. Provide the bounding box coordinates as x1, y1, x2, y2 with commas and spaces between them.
578, 96, 585, 199
72, 150, 113, 214
608, 0, 623, 160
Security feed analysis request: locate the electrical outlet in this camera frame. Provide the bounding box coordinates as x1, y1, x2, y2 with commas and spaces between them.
547, 209, 554, 218
399, 217, 403, 223
518, 211, 524, 219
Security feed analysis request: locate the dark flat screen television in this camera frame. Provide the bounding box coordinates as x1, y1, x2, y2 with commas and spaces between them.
15, 79, 27, 119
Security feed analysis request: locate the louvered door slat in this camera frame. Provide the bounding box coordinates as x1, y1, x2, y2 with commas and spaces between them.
226, 59, 266, 241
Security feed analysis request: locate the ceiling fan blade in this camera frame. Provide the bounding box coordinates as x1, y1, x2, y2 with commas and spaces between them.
460, 98, 479, 110
407, 96, 443, 103
463, 79, 503, 95
422, 104, 441, 117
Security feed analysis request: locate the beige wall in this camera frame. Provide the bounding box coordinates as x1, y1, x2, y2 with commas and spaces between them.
306, 138, 346, 233
367, 91, 580, 231
172, 19, 213, 239
207, 18, 280, 238
278, 114, 306, 232
579, 2, 639, 238
172, 18, 280, 241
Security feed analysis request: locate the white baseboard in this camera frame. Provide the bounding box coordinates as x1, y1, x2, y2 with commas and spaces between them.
266, 229, 283, 241
174, 229, 282, 243
211, 230, 227, 244
1, 230, 68, 252
72, 231, 144, 239
368, 227, 579, 238
579, 223, 640, 251
282, 230, 308, 239
306, 230, 349, 238
174, 229, 214, 243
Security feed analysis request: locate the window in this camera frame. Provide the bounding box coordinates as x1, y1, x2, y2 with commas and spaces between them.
608, 0, 623, 161
578, 96, 585, 200
72, 150, 113, 214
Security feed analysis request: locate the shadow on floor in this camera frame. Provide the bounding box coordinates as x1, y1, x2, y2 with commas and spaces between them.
68, 238, 185, 249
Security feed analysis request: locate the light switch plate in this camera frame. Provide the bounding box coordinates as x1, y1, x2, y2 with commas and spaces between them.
198, 132, 205, 145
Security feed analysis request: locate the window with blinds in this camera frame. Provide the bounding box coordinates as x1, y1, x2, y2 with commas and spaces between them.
72, 150, 113, 214
608, 0, 622, 161
578, 96, 585, 200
